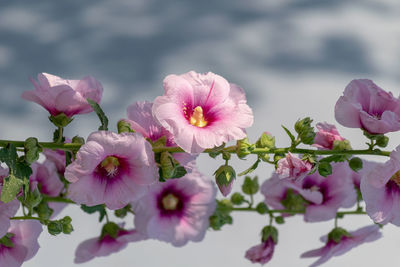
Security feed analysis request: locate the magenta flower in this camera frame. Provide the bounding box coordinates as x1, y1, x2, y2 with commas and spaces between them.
0, 220, 42, 267
335, 79, 400, 134
245, 237, 275, 265
276, 153, 312, 181
21, 73, 103, 117
301, 225, 381, 267
152, 71, 254, 153
360, 145, 400, 225
132, 170, 217, 247
262, 163, 357, 222
313, 122, 345, 149
74, 228, 146, 263
65, 131, 158, 210
123, 101, 196, 170
43, 138, 71, 174
0, 167, 20, 238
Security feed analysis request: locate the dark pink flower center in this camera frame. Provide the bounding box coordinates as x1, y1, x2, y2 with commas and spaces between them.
157, 186, 187, 217
390, 170, 400, 187
95, 156, 129, 180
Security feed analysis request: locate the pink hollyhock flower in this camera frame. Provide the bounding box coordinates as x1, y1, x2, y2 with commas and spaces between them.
74, 227, 146, 263
262, 163, 357, 222
29, 161, 66, 218
132, 170, 217, 247
123, 101, 196, 170
0, 220, 42, 267
313, 122, 345, 149
65, 131, 158, 210
276, 153, 312, 181
0, 167, 20, 238
360, 145, 400, 225
21, 73, 103, 117
152, 71, 254, 153
43, 138, 72, 174
335, 79, 400, 134
245, 237, 275, 265
301, 225, 381, 267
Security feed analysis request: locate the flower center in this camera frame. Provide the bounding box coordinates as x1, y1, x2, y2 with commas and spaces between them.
161, 193, 180, 210
390, 170, 400, 187
189, 106, 208, 128
100, 156, 120, 177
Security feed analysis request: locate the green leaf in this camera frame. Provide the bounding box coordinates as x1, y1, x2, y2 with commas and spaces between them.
24, 137, 42, 164
242, 176, 259, 195
81, 204, 107, 222
1, 175, 24, 203
281, 125, 296, 145
238, 159, 261, 176
281, 189, 308, 212
208, 143, 226, 159
0, 144, 18, 170
87, 98, 109, 131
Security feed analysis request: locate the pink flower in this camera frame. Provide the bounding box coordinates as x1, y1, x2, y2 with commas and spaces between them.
65, 131, 158, 210
21, 73, 103, 117
0, 167, 20, 238
301, 225, 381, 267
245, 237, 275, 265
152, 71, 253, 153
123, 101, 196, 170
0, 220, 42, 267
262, 163, 357, 222
335, 79, 400, 134
313, 122, 345, 149
43, 138, 72, 174
360, 145, 400, 225
74, 227, 146, 264
29, 161, 66, 218
132, 170, 217, 247
276, 153, 312, 181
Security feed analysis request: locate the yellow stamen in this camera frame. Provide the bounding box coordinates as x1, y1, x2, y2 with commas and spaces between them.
162, 193, 180, 210
391, 170, 400, 186
189, 106, 208, 127
100, 156, 120, 177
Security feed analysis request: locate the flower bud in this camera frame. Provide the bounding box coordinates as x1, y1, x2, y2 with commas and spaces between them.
349, 157, 363, 172
261, 225, 278, 244
318, 161, 332, 177
256, 132, 275, 149
117, 120, 135, 134
242, 176, 259, 195
295, 117, 316, 145
230, 192, 245, 205
49, 113, 74, 128
332, 139, 352, 150
236, 138, 255, 159
47, 221, 63, 236
256, 202, 268, 214
327, 227, 351, 243
376, 135, 389, 148
214, 165, 236, 197
72, 135, 85, 145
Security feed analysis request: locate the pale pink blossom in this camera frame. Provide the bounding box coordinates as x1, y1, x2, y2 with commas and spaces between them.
262, 163, 357, 222
74, 228, 146, 263
21, 73, 103, 117
0, 220, 42, 267
245, 237, 275, 265
123, 101, 195, 170
335, 79, 400, 134
65, 131, 158, 210
43, 138, 72, 174
301, 225, 381, 267
152, 71, 253, 153
360, 145, 400, 225
313, 122, 345, 149
29, 161, 65, 218
276, 153, 312, 181
132, 170, 217, 247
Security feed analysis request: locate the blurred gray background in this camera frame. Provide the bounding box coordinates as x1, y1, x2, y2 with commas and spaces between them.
1, 0, 400, 266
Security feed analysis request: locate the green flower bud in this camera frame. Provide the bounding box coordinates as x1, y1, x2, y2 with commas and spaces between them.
47, 221, 63, 236
214, 165, 236, 197
261, 225, 278, 244
255, 202, 268, 214
318, 162, 332, 177
349, 157, 363, 172
117, 120, 135, 134
332, 139, 352, 150
295, 117, 316, 145
275, 216, 285, 224
230, 192, 245, 205
376, 135, 389, 148
256, 132, 275, 149
327, 227, 351, 243
242, 176, 259, 195
49, 113, 73, 128
72, 135, 85, 144
236, 138, 255, 159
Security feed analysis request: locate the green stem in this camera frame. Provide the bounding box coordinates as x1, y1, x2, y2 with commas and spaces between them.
10, 216, 42, 221
43, 196, 75, 204
231, 207, 367, 217
56, 126, 64, 144
0, 139, 391, 157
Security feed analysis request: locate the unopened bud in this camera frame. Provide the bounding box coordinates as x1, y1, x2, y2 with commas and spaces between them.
214, 165, 236, 197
